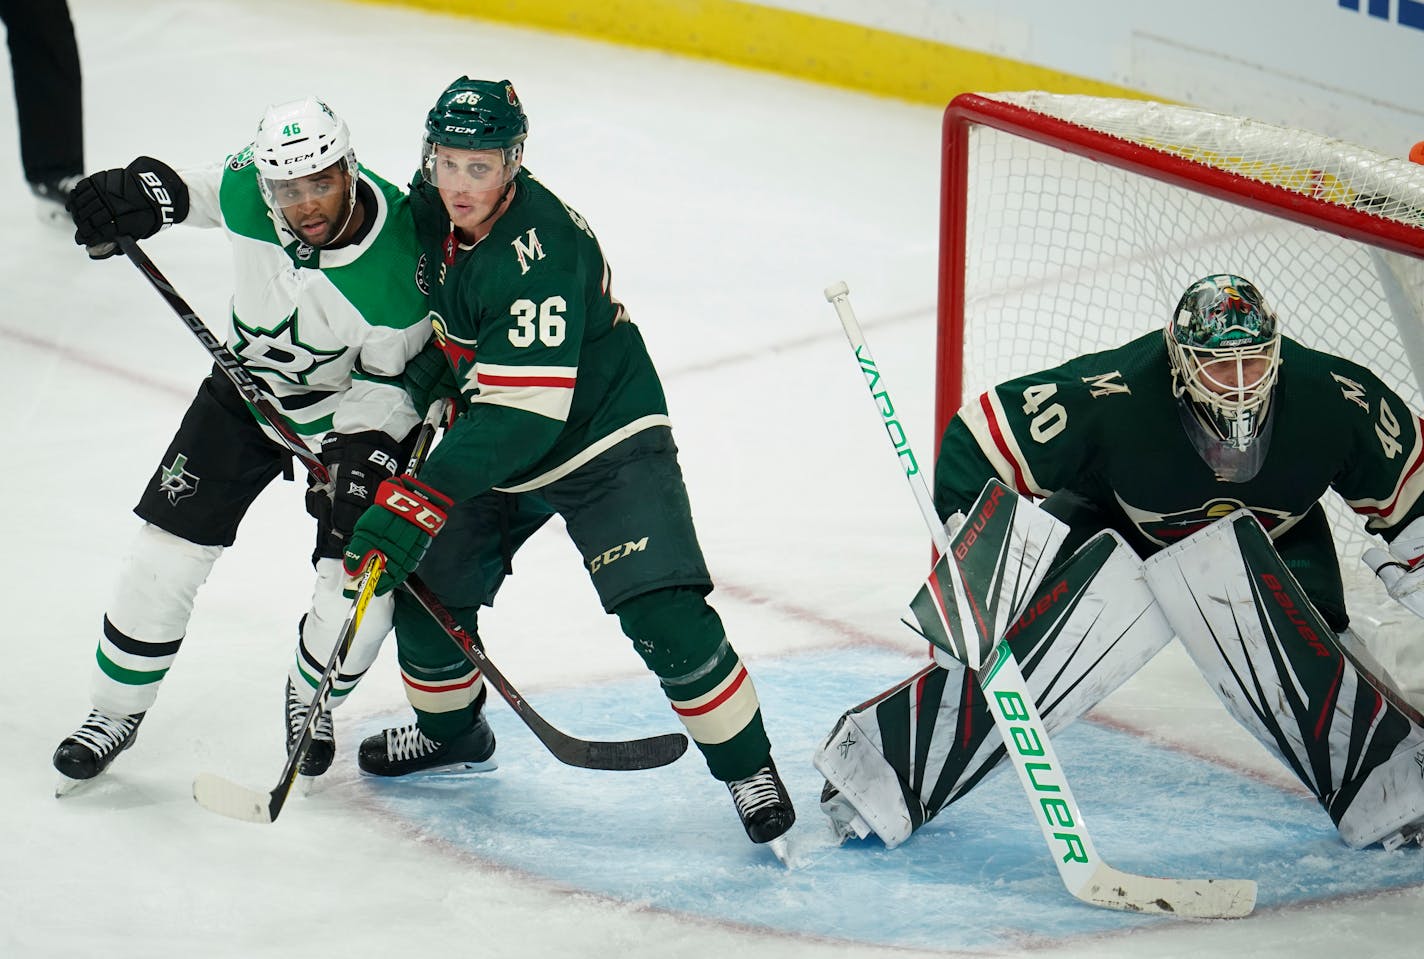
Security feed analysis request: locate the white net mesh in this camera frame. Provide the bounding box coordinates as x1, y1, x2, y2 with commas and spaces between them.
950, 93, 1424, 572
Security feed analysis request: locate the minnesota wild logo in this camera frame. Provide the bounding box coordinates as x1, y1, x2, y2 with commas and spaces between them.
430, 314, 477, 393
1119, 495, 1295, 546
232, 310, 345, 386
158, 453, 199, 504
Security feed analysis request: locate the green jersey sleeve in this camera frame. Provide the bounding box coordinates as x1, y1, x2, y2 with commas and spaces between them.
1311, 351, 1424, 539
934, 355, 1111, 519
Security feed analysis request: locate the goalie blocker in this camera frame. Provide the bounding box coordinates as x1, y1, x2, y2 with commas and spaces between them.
817, 502, 1424, 851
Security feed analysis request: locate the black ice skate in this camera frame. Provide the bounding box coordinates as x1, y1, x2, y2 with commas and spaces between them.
285, 679, 335, 777
53, 709, 146, 785
727, 758, 796, 844
358, 712, 496, 777
31, 174, 80, 227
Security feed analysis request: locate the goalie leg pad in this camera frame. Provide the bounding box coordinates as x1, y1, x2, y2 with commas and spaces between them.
1143, 510, 1424, 847
92, 523, 223, 715
815, 702, 923, 847
815, 529, 1172, 845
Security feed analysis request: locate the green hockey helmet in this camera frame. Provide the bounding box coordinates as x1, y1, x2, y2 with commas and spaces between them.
420, 78, 527, 192
1166, 274, 1282, 454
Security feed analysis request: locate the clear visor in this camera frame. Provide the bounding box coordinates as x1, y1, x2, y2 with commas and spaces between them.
421, 141, 520, 193
259, 160, 351, 210
257, 155, 357, 247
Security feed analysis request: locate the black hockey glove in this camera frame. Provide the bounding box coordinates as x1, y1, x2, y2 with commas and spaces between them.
312, 430, 406, 546
67, 156, 190, 259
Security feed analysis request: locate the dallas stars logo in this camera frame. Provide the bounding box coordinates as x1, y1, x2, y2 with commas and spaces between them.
158, 453, 199, 504
836, 727, 858, 759
232, 310, 345, 386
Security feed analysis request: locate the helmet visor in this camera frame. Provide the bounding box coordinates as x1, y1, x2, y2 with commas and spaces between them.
258, 156, 357, 247
261, 164, 348, 208
421, 140, 518, 192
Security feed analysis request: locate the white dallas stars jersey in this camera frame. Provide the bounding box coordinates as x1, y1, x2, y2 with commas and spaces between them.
179, 148, 429, 446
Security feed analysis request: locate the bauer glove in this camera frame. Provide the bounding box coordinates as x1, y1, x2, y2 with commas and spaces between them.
343, 476, 453, 596
311, 430, 405, 547
1364, 516, 1424, 619
68, 157, 189, 259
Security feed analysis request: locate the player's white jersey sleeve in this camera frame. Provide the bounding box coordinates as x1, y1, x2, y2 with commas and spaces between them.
176, 160, 228, 230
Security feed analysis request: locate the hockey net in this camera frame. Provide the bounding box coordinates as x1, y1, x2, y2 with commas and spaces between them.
936, 92, 1424, 577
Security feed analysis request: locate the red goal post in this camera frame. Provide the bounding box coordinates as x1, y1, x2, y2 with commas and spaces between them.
934, 92, 1424, 562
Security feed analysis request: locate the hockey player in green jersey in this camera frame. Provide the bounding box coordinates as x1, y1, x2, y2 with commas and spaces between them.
339, 77, 796, 846
53, 98, 429, 788
816, 274, 1424, 852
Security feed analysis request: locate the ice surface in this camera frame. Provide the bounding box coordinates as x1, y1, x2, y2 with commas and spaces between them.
1, 2, 1420, 957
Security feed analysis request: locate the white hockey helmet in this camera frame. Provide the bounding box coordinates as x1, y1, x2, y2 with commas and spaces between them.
252, 97, 358, 243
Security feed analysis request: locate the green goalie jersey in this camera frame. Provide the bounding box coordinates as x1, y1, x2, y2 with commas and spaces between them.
935, 331, 1424, 555
409, 168, 670, 500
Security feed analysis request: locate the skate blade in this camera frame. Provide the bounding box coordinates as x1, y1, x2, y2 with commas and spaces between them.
762, 821, 847, 870
54, 775, 97, 798
360, 757, 498, 780
767, 834, 791, 866
409, 757, 498, 777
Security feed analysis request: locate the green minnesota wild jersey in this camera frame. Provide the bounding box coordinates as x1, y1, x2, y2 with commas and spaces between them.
409, 168, 670, 500
935, 332, 1424, 553
180, 150, 429, 443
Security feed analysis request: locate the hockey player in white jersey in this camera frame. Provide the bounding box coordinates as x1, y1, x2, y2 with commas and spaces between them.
52, 98, 430, 787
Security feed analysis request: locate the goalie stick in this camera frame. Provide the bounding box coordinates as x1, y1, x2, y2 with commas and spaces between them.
825, 280, 1256, 919
192, 401, 447, 823
117, 237, 329, 484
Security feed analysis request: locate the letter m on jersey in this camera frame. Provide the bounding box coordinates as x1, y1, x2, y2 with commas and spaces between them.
512, 228, 545, 274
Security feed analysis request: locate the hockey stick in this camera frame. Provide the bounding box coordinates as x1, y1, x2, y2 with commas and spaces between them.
825, 280, 1256, 919
116, 236, 330, 484
402, 575, 689, 771
191, 402, 448, 823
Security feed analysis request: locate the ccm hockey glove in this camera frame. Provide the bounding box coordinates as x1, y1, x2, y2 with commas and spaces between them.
343, 477, 453, 597
1364, 516, 1424, 619
67, 156, 189, 259
402, 340, 461, 415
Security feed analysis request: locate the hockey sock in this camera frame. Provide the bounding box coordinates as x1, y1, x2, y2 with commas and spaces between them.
391, 588, 484, 741
616, 587, 771, 781
93, 523, 222, 715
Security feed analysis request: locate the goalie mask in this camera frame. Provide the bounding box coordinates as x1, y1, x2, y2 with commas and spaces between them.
420, 77, 527, 195
1167, 275, 1282, 480
252, 97, 358, 247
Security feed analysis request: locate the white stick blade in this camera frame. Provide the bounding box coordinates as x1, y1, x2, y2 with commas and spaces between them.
1079, 866, 1257, 919
192, 772, 274, 824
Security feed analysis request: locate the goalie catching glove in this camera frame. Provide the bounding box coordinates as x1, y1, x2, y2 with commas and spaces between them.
1364, 516, 1424, 619
342, 476, 452, 596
